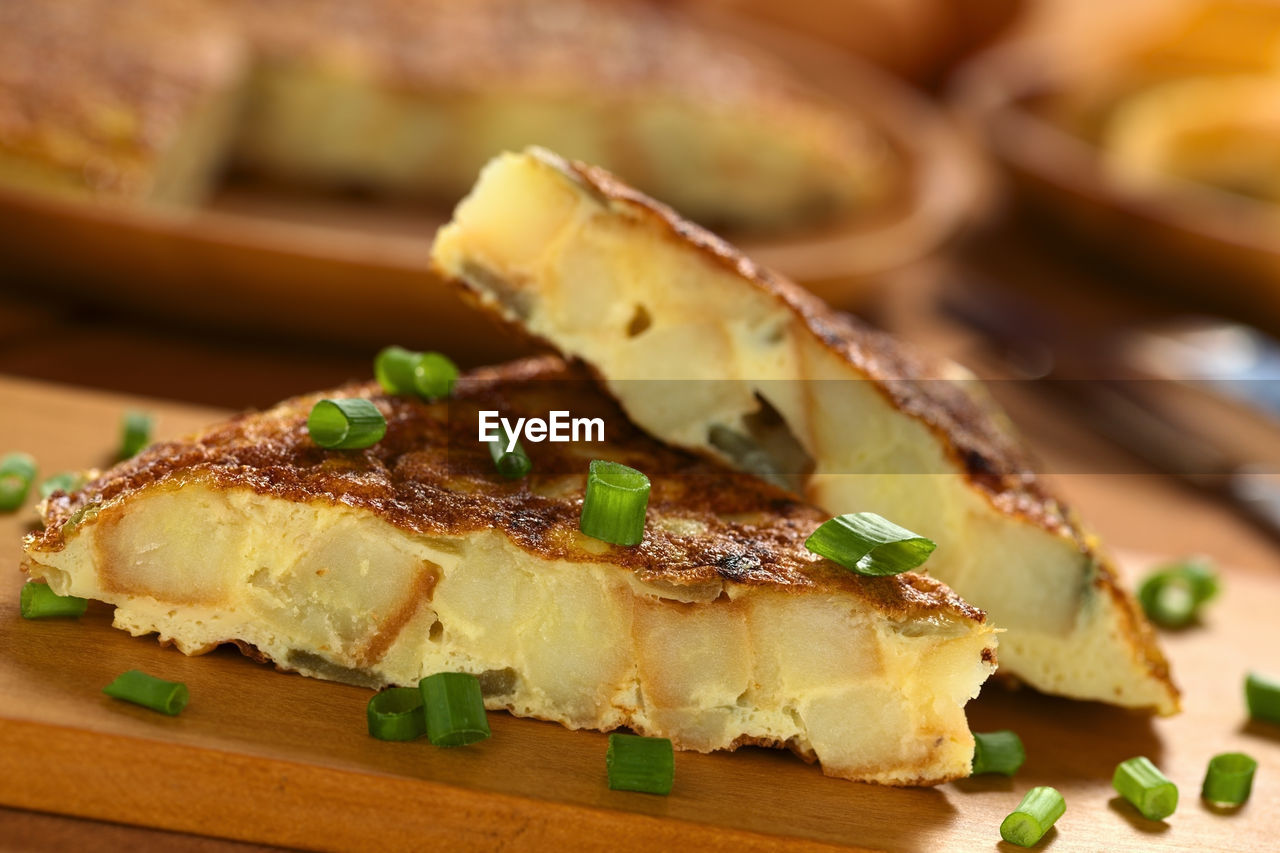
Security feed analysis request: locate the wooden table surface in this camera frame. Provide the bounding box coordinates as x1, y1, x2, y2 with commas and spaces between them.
1, 293, 1279, 850
3, 180, 1280, 848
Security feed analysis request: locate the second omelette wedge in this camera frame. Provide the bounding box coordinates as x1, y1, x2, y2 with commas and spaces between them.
431, 147, 1177, 714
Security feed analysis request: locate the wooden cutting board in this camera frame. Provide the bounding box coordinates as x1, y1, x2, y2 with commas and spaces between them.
0, 374, 1277, 852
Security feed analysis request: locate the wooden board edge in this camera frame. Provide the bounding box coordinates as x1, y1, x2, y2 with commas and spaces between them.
0, 718, 871, 852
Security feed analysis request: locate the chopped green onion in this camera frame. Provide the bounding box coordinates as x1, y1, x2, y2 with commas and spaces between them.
119, 410, 153, 459
487, 425, 532, 480
39, 471, 85, 500
1113, 756, 1178, 820
580, 460, 650, 546
1202, 752, 1257, 807
1137, 557, 1219, 628
972, 730, 1025, 776
374, 347, 459, 400
804, 512, 936, 576
61, 502, 100, 538
367, 686, 427, 741
1169, 557, 1218, 601
607, 733, 674, 795
19, 581, 88, 619
374, 346, 420, 395
419, 672, 490, 747
999, 787, 1065, 847
413, 352, 459, 400
102, 670, 189, 715
1246, 671, 1280, 725
307, 399, 387, 449
0, 452, 37, 512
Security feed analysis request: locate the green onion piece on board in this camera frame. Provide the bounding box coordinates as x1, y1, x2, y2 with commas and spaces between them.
102, 670, 189, 716
971, 730, 1026, 776
307, 399, 387, 450
999, 786, 1065, 847
374, 346, 420, 395
413, 352, 459, 400
1113, 756, 1178, 820
606, 733, 674, 795
1137, 557, 1219, 629
1246, 671, 1280, 725
20, 582, 88, 619
580, 460, 650, 546
419, 672, 490, 747
39, 471, 85, 500
367, 686, 427, 741
1170, 557, 1218, 602
1202, 752, 1258, 807
804, 512, 936, 576
487, 424, 532, 480
0, 452, 37, 512
119, 410, 153, 459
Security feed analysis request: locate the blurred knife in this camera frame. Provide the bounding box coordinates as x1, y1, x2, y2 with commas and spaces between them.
942, 285, 1280, 542
1120, 318, 1280, 421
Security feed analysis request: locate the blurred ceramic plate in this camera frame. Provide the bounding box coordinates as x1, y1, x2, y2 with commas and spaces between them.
0, 10, 980, 359
956, 38, 1280, 326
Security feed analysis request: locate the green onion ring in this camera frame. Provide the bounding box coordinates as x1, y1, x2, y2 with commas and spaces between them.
102, 670, 189, 716
307, 398, 387, 449
0, 452, 37, 512
20, 582, 88, 619
1137, 557, 1219, 629
374, 347, 459, 400
1113, 756, 1178, 821
487, 424, 532, 480
804, 512, 936, 576
1246, 671, 1280, 725
1000, 786, 1065, 847
971, 730, 1025, 777
579, 460, 650, 546
1201, 752, 1257, 807
119, 410, 154, 459
420, 672, 490, 747
374, 346, 420, 395
606, 733, 674, 795
367, 686, 427, 741
39, 471, 86, 500
413, 352, 459, 400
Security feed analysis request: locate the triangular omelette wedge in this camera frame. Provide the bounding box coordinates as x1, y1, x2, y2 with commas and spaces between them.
0, 0, 886, 232
431, 148, 1178, 714
22, 358, 996, 785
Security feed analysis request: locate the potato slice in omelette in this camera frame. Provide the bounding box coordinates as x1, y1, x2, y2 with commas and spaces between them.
22, 358, 995, 786
431, 148, 1178, 714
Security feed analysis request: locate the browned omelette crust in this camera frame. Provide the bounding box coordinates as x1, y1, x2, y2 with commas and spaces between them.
443, 149, 1174, 699
27, 357, 983, 628
232, 0, 841, 106
0, 0, 243, 195
529, 149, 1054, 520
228, 0, 879, 225
1, 0, 874, 212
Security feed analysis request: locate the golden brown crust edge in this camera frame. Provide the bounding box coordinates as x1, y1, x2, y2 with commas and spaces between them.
0, 0, 245, 196
24, 357, 986, 630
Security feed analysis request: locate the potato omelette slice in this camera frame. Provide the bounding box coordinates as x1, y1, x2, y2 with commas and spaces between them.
22, 357, 995, 785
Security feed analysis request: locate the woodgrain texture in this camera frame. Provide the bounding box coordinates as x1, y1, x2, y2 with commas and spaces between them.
0, 374, 1277, 852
